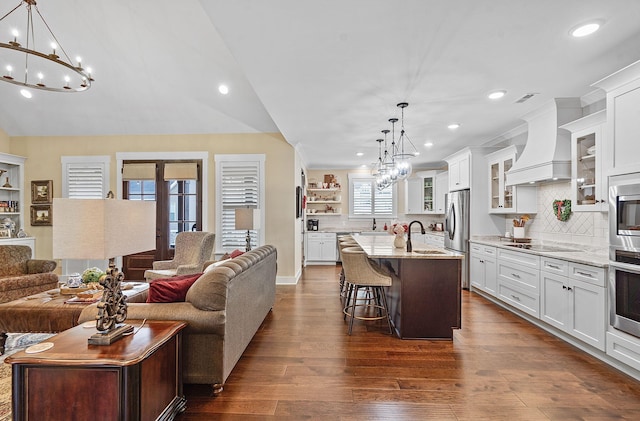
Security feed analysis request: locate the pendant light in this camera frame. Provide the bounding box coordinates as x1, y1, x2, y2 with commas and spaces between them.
393, 102, 415, 180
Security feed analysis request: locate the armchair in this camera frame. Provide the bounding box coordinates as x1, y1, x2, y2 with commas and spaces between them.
144, 231, 215, 281
0, 245, 58, 304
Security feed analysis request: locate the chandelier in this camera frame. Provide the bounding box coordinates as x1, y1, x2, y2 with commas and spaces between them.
0, 0, 94, 97
373, 102, 419, 190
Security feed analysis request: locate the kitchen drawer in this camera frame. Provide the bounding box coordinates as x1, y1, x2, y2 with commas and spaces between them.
471, 244, 496, 257
498, 261, 540, 292
541, 257, 569, 276
498, 280, 540, 318
497, 248, 540, 270
607, 330, 640, 373
569, 262, 605, 287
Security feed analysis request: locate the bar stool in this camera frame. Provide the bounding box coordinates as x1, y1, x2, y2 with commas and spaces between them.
341, 247, 393, 335
338, 240, 360, 300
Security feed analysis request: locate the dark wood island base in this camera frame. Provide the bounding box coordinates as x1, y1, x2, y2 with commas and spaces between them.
353, 234, 463, 340
378, 257, 461, 339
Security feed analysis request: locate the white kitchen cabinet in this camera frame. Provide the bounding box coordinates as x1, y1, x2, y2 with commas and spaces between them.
470, 244, 497, 296
434, 172, 448, 213
486, 146, 537, 214
496, 248, 540, 318
592, 59, 640, 176
405, 171, 447, 214
446, 150, 470, 192
561, 110, 607, 212
424, 232, 444, 248
305, 232, 337, 264
540, 257, 606, 351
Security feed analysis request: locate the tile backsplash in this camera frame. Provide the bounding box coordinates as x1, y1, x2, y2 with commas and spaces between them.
506, 181, 608, 248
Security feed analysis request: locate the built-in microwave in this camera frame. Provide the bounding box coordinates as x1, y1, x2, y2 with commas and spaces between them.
609, 173, 640, 338
610, 173, 640, 256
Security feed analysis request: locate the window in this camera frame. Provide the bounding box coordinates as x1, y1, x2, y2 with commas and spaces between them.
215, 154, 265, 251
60, 156, 110, 275
348, 174, 396, 218
61, 156, 110, 199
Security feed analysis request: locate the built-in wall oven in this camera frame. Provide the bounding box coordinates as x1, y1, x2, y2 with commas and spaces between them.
609, 173, 640, 338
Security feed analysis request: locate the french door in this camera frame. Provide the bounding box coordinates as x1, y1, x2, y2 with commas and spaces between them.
122, 160, 202, 280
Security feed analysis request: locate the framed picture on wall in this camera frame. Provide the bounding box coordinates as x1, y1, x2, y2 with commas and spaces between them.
31, 205, 52, 226
31, 180, 53, 204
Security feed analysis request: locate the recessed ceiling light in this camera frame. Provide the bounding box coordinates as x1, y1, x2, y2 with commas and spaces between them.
360, 164, 368, 168
570, 21, 601, 37
488, 90, 506, 100
424, 142, 434, 148
218, 84, 229, 95
413, 152, 420, 156
356, 152, 364, 157
448, 123, 460, 130
20, 89, 32, 98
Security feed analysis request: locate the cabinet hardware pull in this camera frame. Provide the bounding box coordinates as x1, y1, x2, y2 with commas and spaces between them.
548, 264, 560, 269
576, 271, 593, 277
511, 295, 520, 301
562, 285, 567, 289
567, 287, 573, 291
511, 273, 521, 278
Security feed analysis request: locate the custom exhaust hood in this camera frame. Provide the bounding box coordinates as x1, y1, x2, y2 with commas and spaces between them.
505, 98, 583, 186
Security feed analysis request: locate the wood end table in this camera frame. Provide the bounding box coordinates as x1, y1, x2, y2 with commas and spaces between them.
6, 320, 186, 421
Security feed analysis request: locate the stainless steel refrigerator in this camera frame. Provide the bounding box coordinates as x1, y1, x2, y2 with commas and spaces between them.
444, 189, 470, 289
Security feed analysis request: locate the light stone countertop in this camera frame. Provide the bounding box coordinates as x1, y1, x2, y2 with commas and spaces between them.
352, 234, 463, 260
470, 236, 609, 268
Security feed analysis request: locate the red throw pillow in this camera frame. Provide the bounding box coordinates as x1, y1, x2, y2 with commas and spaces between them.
146, 273, 202, 303
230, 249, 245, 258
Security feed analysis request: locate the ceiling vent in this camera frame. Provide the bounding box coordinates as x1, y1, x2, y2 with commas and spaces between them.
505, 98, 582, 185
515, 93, 539, 103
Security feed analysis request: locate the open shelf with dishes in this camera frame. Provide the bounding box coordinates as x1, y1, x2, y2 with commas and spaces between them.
0, 153, 35, 253
306, 187, 342, 215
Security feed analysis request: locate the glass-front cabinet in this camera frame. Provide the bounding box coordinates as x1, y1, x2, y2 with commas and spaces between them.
405, 170, 446, 214
561, 110, 606, 212
486, 146, 537, 214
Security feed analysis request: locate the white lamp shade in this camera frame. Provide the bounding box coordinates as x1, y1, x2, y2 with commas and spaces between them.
52, 198, 156, 260
235, 208, 260, 230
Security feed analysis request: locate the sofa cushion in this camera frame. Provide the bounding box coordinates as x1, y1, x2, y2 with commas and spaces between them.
147, 273, 202, 303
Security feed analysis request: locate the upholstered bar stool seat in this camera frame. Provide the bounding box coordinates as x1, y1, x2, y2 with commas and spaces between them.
341, 247, 393, 335
338, 240, 360, 300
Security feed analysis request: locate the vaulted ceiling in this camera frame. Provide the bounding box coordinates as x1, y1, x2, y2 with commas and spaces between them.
1, 0, 640, 169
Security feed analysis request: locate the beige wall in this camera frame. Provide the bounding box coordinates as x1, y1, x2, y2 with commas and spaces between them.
9, 132, 299, 280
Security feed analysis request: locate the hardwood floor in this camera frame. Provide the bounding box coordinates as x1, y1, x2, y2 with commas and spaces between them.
180, 265, 640, 420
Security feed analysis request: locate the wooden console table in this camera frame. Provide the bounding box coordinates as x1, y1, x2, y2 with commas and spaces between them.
6, 320, 186, 421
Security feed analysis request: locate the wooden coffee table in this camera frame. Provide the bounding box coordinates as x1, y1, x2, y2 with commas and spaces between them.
6, 320, 186, 421
0, 282, 149, 354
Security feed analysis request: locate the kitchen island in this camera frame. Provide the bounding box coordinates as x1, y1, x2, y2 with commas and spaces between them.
352, 234, 464, 340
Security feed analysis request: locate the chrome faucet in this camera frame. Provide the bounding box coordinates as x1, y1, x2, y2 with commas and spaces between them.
372, 218, 377, 231
406, 220, 426, 252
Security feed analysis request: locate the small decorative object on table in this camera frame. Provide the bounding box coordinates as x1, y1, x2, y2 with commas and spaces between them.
390, 222, 408, 248
512, 214, 530, 239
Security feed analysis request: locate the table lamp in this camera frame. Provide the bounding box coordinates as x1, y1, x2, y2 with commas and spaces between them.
235, 208, 260, 252
53, 197, 156, 345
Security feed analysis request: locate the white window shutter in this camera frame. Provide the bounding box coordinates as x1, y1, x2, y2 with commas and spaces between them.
348, 174, 396, 218
215, 155, 265, 251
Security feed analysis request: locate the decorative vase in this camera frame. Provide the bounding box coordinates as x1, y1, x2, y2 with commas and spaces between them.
393, 234, 406, 248
513, 227, 525, 239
